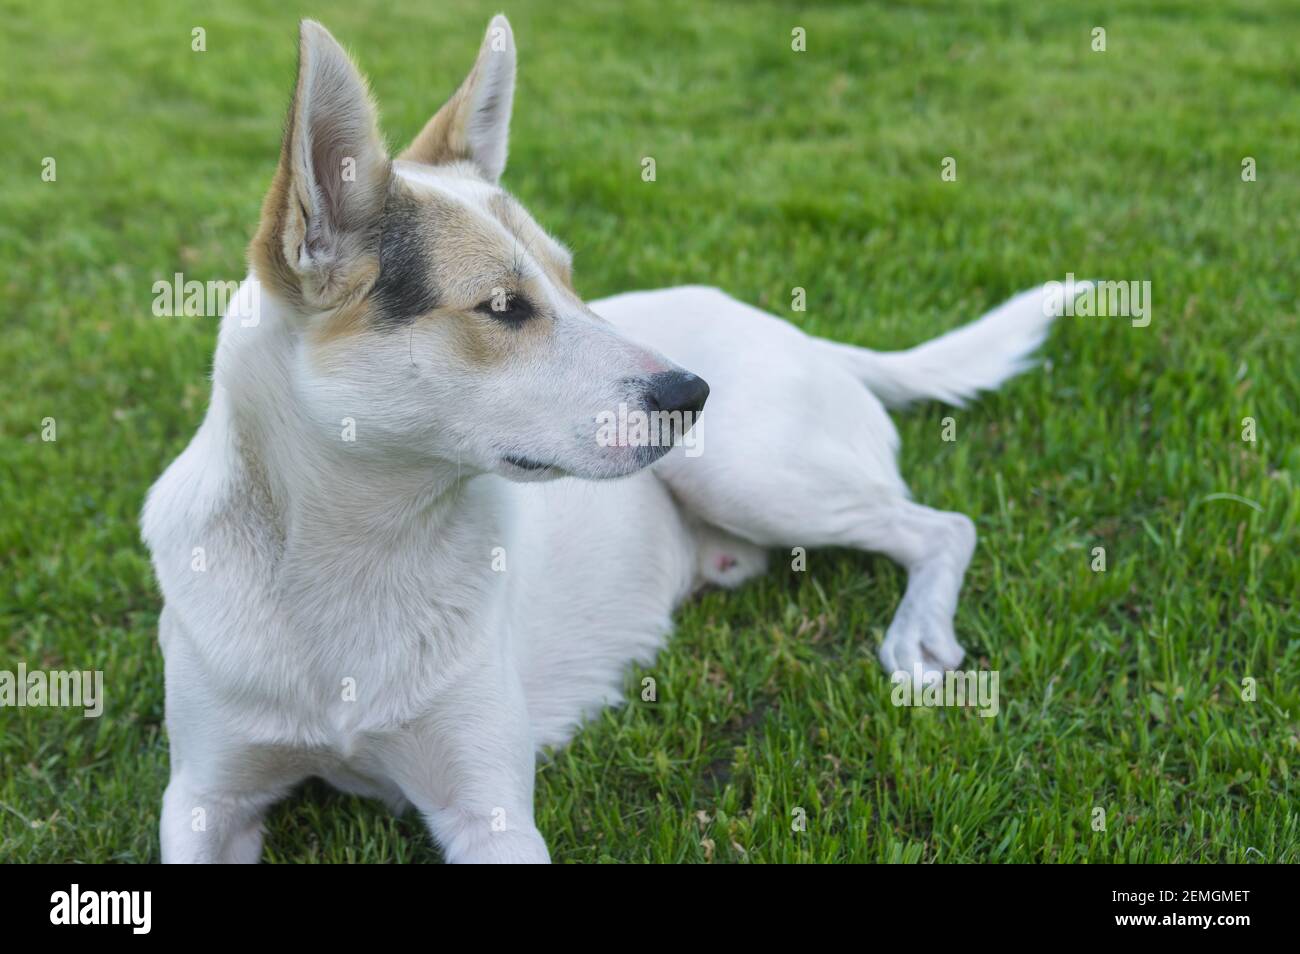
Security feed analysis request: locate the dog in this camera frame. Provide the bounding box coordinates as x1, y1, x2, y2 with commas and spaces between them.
143, 15, 1070, 863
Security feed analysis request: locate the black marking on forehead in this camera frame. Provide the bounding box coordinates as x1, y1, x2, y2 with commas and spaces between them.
370, 185, 441, 328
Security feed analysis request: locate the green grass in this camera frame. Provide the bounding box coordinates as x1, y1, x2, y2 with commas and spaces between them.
2, 0, 1297, 863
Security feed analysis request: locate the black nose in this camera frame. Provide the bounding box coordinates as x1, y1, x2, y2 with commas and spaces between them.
646, 371, 709, 417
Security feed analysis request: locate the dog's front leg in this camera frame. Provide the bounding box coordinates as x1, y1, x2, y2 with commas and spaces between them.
159, 745, 301, 864
384, 653, 549, 864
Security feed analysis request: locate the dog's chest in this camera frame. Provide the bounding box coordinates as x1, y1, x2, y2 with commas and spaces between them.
166, 492, 513, 745
291, 539, 512, 735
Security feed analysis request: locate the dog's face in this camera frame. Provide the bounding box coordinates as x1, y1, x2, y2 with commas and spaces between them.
250, 17, 707, 481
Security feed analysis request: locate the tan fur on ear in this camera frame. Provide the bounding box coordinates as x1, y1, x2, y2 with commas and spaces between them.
250, 21, 390, 311
399, 15, 516, 182
250, 87, 306, 307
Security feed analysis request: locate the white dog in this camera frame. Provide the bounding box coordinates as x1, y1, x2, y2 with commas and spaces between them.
143, 16, 1066, 863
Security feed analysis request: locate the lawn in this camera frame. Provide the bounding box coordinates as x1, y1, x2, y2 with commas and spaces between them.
1, 0, 1296, 863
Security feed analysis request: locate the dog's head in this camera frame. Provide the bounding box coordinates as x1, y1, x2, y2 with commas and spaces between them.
249, 16, 706, 481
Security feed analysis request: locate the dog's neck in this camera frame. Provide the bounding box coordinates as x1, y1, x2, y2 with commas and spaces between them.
205, 279, 488, 563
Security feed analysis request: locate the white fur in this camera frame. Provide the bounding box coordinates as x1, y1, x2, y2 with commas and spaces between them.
811, 285, 1064, 408
144, 278, 1057, 863
143, 17, 1066, 864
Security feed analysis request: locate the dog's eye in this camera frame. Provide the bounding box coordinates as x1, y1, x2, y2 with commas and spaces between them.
475, 294, 536, 324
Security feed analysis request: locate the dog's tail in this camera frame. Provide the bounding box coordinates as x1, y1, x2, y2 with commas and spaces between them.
814, 282, 1089, 409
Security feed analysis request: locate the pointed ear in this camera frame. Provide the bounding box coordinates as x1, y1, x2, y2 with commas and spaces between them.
398, 15, 516, 182
251, 20, 390, 310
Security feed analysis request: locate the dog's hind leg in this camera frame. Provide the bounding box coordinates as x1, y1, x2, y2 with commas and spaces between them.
646, 306, 979, 684
687, 493, 975, 684
673, 456, 974, 684
613, 285, 1061, 683
658, 420, 977, 685
857, 500, 975, 682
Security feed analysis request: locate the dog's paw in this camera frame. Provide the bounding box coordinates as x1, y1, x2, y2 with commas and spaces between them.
427, 808, 552, 864
878, 607, 966, 688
